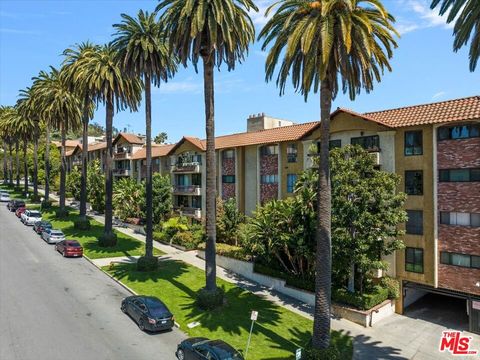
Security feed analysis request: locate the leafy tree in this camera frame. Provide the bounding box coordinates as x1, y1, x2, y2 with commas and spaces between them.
88, 122, 105, 137
158, 0, 258, 294
113, 177, 143, 220
431, 0, 480, 71
66, 167, 82, 200
154, 132, 168, 144
140, 173, 172, 224
87, 160, 105, 212
259, 0, 398, 349
217, 198, 245, 246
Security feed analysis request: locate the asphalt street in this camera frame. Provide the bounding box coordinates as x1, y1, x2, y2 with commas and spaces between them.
0, 203, 185, 360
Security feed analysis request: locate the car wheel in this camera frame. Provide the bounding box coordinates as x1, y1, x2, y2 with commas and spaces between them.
177, 349, 185, 360
138, 318, 146, 331
121, 303, 127, 313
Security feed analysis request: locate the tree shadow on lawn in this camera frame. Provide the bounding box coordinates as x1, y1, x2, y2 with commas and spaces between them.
109, 259, 190, 285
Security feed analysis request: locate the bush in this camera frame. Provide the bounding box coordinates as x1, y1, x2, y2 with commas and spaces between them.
196, 287, 225, 310
153, 230, 167, 242
137, 256, 158, 272
301, 331, 353, 360
99, 232, 118, 247
171, 231, 202, 250
29, 194, 41, 203
253, 263, 315, 292
41, 200, 53, 210
55, 208, 70, 219
332, 286, 389, 310
380, 276, 400, 299
198, 243, 251, 262
73, 218, 91, 230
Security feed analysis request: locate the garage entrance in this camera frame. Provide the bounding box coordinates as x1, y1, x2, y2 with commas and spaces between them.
403, 281, 480, 335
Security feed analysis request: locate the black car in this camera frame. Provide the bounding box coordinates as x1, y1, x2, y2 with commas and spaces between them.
33, 220, 52, 234
121, 295, 174, 332
7, 200, 26, 212
176, 338, 244, 360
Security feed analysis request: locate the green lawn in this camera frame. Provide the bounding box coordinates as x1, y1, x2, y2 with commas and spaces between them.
1, 183, 33, 201
105, 260, 352, 360
40, 207, 163, 259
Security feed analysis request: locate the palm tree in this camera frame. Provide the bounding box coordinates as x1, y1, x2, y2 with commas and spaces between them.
73, 44, 142, 245
63, 42, 97, 223
112, 10, 177, 263
35, 67, 82, 214
431, 0, 480, 71
157, 0, 257, 293
259, 0, 398, 350
0, 107, 8, 184
0, 106, 16, 186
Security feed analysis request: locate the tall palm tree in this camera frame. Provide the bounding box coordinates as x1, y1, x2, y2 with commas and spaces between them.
63, 42, 98, 223
112, 10, 177, 263
259, 0, 398, 350
0, 107, 8, 184
157, 0, 257, 292
431, 0, 480, 71
0, 106, 16, 186
35, 67, 82, 214
73, 44, 142, 245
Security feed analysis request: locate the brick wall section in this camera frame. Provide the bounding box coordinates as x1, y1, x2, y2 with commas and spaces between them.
437, 138, 480, 168
438, 265, 480, 295
438, 183, 480, 213
222, 157, 235, 200
261, 184, 278, 204
222, 184, 236, 200
438, 225, 480, 254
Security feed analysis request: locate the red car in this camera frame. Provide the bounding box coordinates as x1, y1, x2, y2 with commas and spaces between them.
15, 207, 26, 218
55, 240, 83, 257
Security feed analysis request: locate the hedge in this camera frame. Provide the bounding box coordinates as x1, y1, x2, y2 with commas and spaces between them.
332, 286, 389, 310
254, 263, 315, 293
198, 243, 251, 262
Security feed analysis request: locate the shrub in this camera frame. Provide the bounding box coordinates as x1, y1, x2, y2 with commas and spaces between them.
29, 194, 41, 203
41, 200, 53, 210
301, 331, 353, 360
171, 231, 202, 250
196, 287, 225, 310
162, 217, 189, 239
55, 208, 69, 219
73, 218, 91, 230
332, 286, 389, 310
153, 230, 167, 242
99, 232, 118, 247
198, 243, 251, 262
253, 263, 315, 292
380, 276, 400, 299
137, 256, 158, 272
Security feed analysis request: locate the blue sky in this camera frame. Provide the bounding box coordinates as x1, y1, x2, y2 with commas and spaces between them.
1, 0, 479, 143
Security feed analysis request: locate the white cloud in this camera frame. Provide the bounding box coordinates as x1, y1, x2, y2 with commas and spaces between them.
249, 0, 275, 26
432, 91, 446, 100
395, 0, 454, 35
156, 78, 202, 94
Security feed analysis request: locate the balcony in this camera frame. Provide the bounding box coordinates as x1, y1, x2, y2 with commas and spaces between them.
174, 206, 202, 219
113, 169, 131, 176
114, 151, 132, 160
72, 159, 82, 167
173, 185, 201, 196
172, 162, 201, 173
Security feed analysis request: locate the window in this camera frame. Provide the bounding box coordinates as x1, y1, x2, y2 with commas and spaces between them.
223, 149, 235, 159
350, 135, 380, 151
191, 196, 201, 209
405, 171, 423, 195
261, 175, 278, 184
404, 131, 423, 156
287, 174, 297, 193
438, 124, 480, 140
287, 144, 298, 163
439, 168, 480, 182
405, 247, 424, 273
192, 174, 201, 186
222, 175, 235, 184
441, 252, 480, 269
176, 174, 189, 186
260, 145, 278, 155
315, 140, 342, 153
439, 212, 480, 227
406, 210, 423, 235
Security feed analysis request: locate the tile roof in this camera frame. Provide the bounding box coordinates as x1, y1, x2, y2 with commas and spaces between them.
364, 96, 480, 128
53, 140, 81, 148
131, 144, 176, 160
87, 142, 107, 152
113, 132, 144, 145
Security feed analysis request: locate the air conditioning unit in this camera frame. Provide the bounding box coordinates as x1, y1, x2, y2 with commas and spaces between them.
370, 151, 380, 165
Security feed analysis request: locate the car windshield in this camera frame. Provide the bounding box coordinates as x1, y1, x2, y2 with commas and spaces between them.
30, 213, 41, 217
51, 231, 64, 236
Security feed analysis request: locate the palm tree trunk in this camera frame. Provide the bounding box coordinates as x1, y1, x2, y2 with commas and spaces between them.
45, 126, 50, 203
23, 140, 28, 196
145, 74, 154, 258
2, 140, 7, 184
202, 55, 217, 292
15, 141, 20, 188
59, 121, 66, 211
8, 141, 13, 185
104, 98, 114, 238
33, 122, 39, 198
80, 98, 89, 219
312, 81, 332, 350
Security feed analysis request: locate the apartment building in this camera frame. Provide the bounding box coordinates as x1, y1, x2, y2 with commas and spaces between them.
112, 133, 145, 178
131, 143, 175, 182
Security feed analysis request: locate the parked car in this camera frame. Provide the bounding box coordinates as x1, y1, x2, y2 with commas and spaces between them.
15, 207, 26, 218
55, 240, 83, 257
33, 220, 52, 234
7, 199, 26, 212
41, 229, 66, 244
175, 338, 244, 360
0, 191, 10, 202
121, 295, 174, 332
21, 210, 42, 225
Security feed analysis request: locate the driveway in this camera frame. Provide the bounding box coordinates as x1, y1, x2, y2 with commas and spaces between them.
0, 204, 185, 360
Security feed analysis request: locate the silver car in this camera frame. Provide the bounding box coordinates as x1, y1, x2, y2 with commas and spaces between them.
0, 191, 11, 202
21, 210, 42, 225
41, 229, 66, 244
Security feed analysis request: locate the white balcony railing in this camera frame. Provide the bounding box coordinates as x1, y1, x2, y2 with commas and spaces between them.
173, 185, 201, 196
171, 162, 201, 173
113, 169, 131, 176
174, 206, 202, 219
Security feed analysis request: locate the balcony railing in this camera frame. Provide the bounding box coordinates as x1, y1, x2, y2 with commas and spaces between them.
113, 169, 131, 176
72, 159, 82, 166
171, 161, 201, 173
114, 151, 132, 160
173, 185, 201, 196
174, 206, 202, 219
